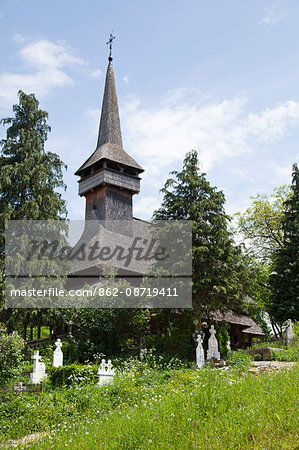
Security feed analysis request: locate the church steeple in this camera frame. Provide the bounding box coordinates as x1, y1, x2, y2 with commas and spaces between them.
75, 39, 144, 223
97, 59, 123, 149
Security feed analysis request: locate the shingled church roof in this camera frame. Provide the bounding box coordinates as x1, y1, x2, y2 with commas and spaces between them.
75, 61, 143, 176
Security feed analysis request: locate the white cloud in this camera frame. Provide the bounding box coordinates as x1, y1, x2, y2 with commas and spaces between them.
0, 39, 84, 110
79, 90, 299, 220
133, 196, 162, 219
262, 2, 286, 25
231, 169, 255, 183
122, 75, 129, 84
90, 69, 102, 79
121, 93, 299, 176
13, 33, 25, 43
266, 160, 296, 184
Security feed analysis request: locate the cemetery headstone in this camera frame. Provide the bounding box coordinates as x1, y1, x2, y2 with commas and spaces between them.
53, 338, 63, 367
207, 325, 220, 360
196, 335, 205, 368
97, 359, 115, 386
30, 350, 47, 384
227, 339, 231, 351
285, 319, 295, 347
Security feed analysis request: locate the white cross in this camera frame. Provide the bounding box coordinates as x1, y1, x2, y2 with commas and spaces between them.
55, 339, 62, 350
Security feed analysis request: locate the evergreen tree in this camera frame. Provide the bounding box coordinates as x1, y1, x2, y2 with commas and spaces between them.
153, 151, 250, 325
270, 163, 299, 323
0, 90, 67, 331
0, 90, 66, 224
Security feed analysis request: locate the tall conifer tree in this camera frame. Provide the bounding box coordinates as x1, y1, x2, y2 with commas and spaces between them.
153, 150, 250, 323
0, 91, 67, 332
270, 163, 299, 323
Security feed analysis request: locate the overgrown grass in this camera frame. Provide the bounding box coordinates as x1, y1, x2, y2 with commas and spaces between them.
270, 344, 299, 362
1, 366, 298, 449
252, 339, 286, 349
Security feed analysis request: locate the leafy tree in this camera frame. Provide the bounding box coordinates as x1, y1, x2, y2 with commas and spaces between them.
270, 163, 299, 324
0, 323, 25, 388
153, 150, 250, 326
236, 185, 291, 262
235, 185, 292, 336
0, 90, 67, 332
72, 308, 151, 361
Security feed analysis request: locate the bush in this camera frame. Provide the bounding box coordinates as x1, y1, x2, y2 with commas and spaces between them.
226, 350, 252, 370
270, 343, 299, 362
48, 364, 98, 387
0, 324, 25, 388
113, 348, 189, 374
213, 322, 230, 358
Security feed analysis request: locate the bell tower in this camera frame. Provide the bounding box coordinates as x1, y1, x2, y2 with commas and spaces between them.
75, 37, 144, 222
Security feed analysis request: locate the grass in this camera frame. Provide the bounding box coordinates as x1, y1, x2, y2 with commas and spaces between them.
1, 366, 298, 449
251, 339, 299, 362
252, 339, 286, 349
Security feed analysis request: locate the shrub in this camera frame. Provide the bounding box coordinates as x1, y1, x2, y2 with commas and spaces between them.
38, 341, 54, 367
113, 348, 189, 374
213, 322, 230, 358
226, 350, 252, 370
270, 343, 299, 362
0, 324, 25, 388
48, 364, 98, 387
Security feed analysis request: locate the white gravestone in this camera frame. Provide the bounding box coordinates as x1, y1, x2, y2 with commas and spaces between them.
53, 339, 63, 367
285, 319, 295, 347
227, 339, 231, 351
207, 325, 220, 360
97, 359, 115, 386
196, 335, 205, 368
30, 350, 47, 384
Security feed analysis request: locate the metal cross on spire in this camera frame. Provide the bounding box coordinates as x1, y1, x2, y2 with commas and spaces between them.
106, 33, 115, 61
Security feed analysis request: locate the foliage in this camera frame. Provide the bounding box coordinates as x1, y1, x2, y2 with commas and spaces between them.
270, 164, 299, 324
251, 338, 285, 349
153, 150, 251, 321
113, 348, 189, 373
0, 323, 25, 387
0, 366, 298, 448
235, 185, 294, 336
0, 90, 67, 331
72, 307, 151, 361
48, 364, 98, 388
0, 90, 67, 224
213, 322, 230, 358
293, 320, 299, 338
235, 185, 291, 262
226, 350, 252, 370
270, 341, 299, 362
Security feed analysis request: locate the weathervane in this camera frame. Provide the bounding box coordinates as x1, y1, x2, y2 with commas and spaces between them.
106, 33, 115, 61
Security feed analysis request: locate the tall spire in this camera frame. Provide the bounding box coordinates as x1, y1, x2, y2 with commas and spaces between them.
96, 61, 123, 149
75, 37, 144, 224
75, 35, 143, 176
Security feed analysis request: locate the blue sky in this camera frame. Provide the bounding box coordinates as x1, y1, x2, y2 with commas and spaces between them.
0, 0, 299, 220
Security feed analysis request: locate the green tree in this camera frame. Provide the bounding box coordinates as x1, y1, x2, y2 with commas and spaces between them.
0, 323, 25, 388
236, 185, 291, 262
270, 163, 299, 324
235, 185, 292, 336
153, 150, 250, 326
0, 90, 67, 332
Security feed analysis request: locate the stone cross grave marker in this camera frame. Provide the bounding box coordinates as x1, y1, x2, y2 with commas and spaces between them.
53, 339, 63, 367
196, 334, 205, 368
207, 325, 220, 360
285, 319, 295, 347
30, 350, 47, 384
97, 359, 115, 386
